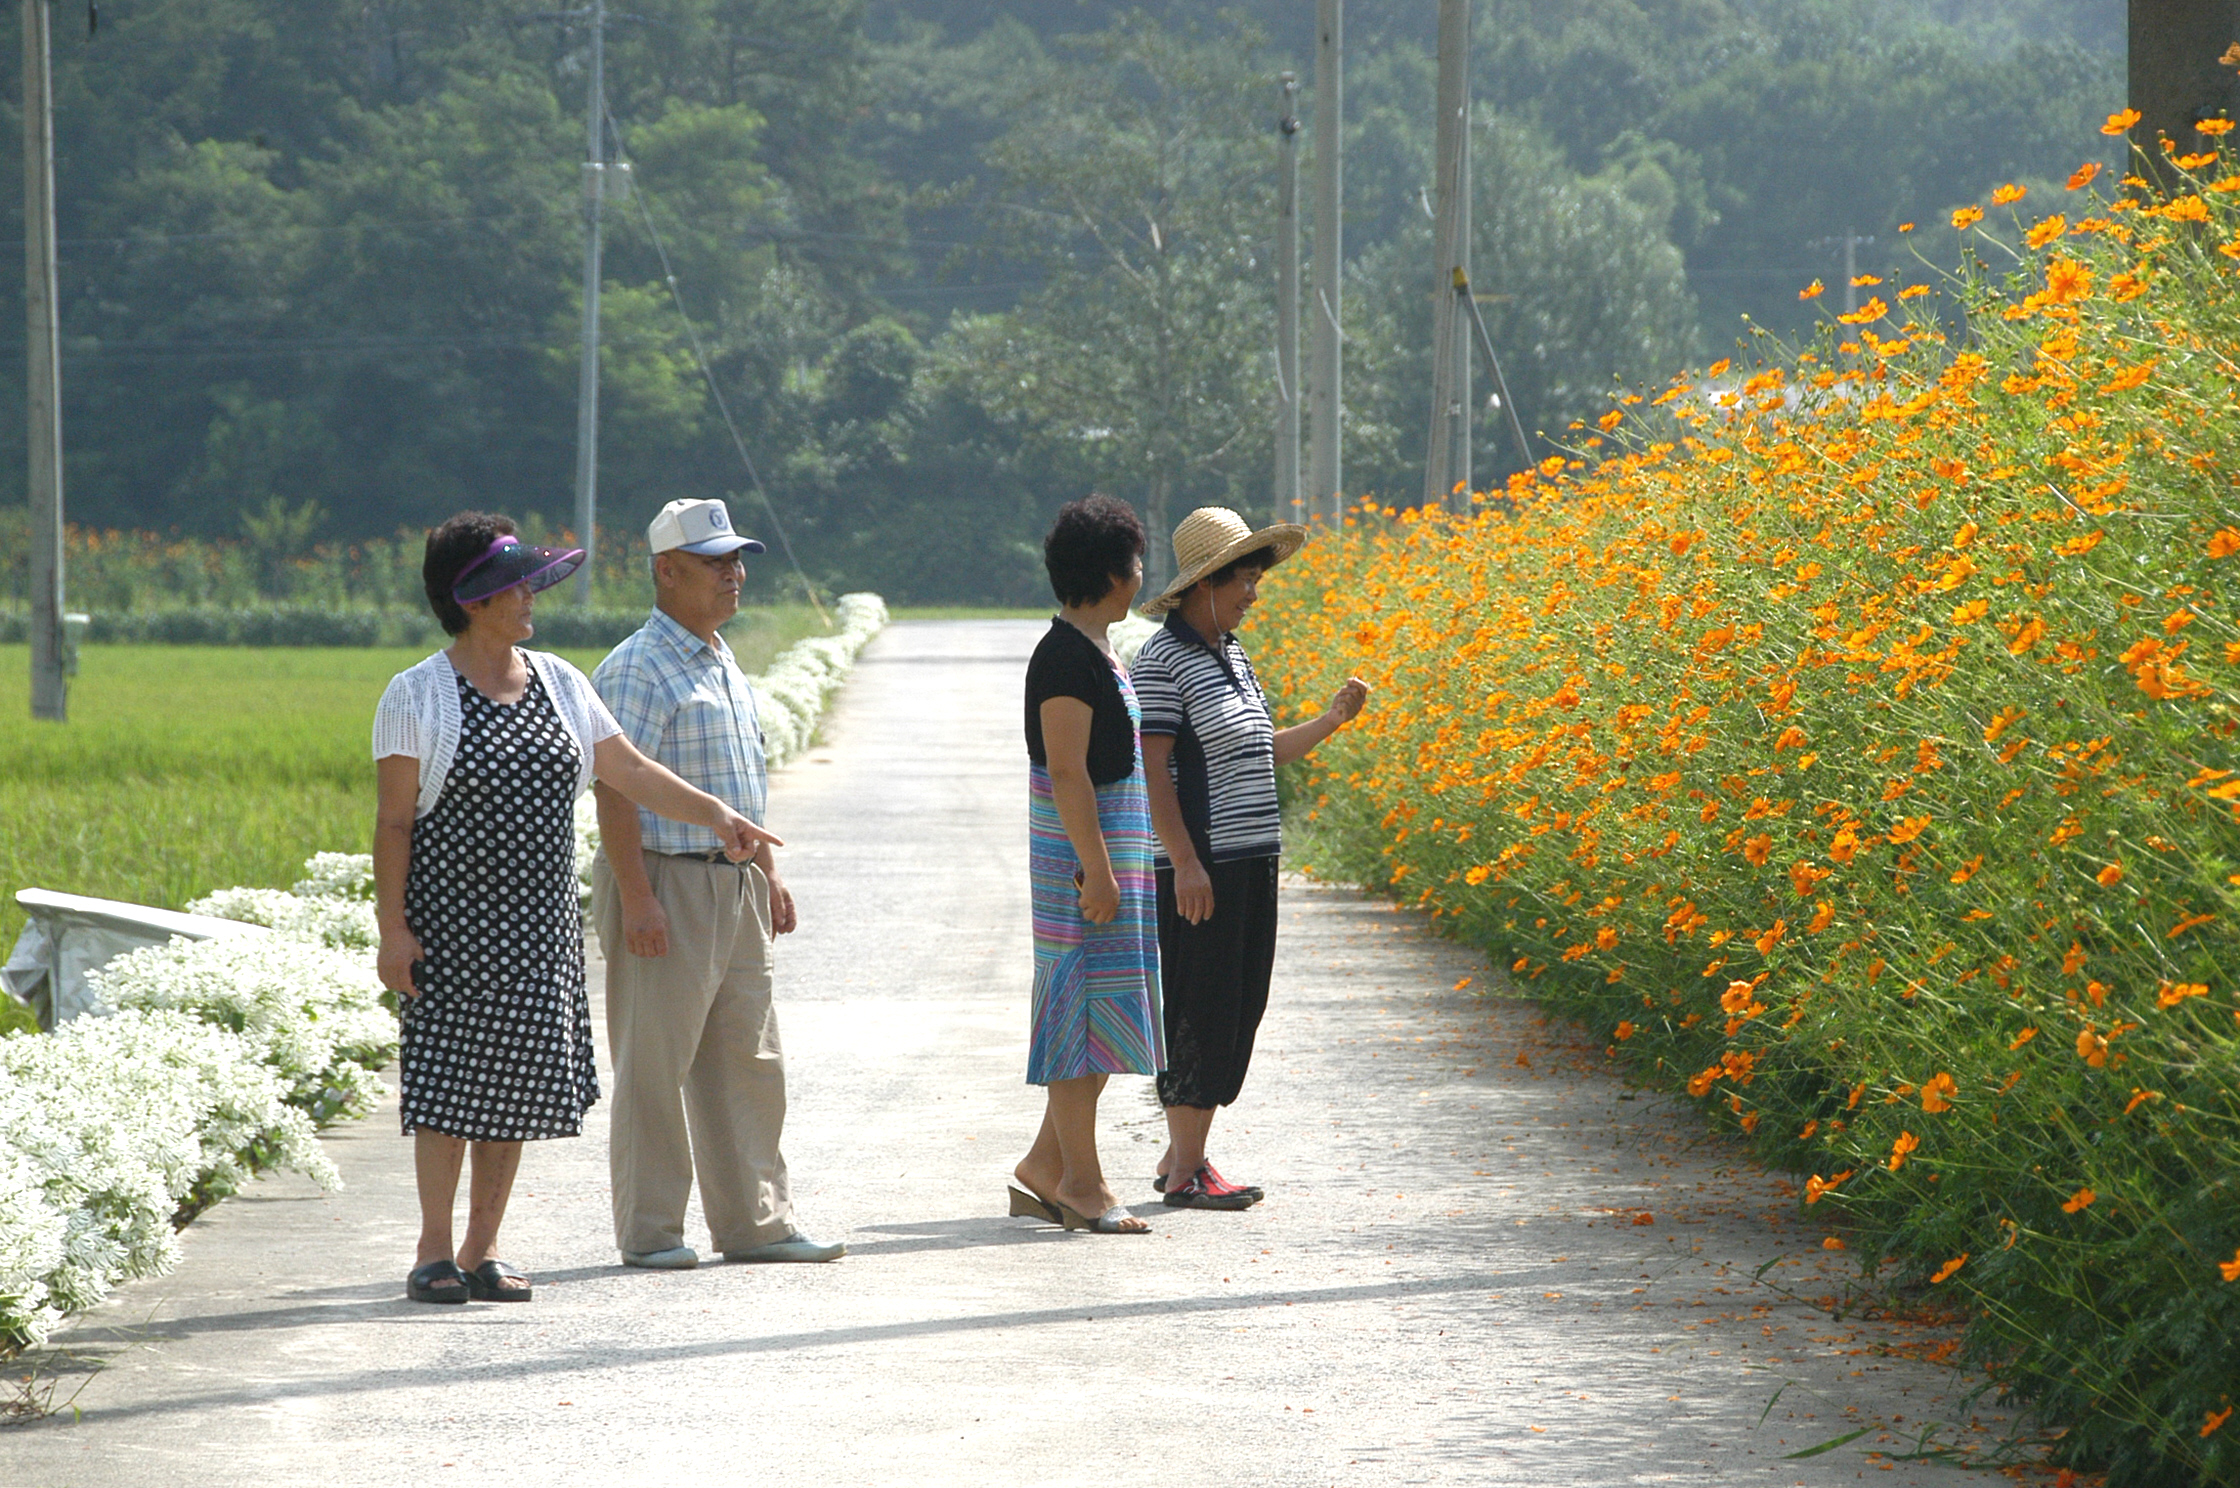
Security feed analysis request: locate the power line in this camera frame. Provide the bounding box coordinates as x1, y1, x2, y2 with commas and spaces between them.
604, 107, 825, 625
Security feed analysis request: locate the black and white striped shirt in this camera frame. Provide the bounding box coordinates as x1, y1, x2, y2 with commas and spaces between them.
1131, 612, 1280, 866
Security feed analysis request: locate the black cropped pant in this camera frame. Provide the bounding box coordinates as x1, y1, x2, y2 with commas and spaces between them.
1154, 855, 1279, 1109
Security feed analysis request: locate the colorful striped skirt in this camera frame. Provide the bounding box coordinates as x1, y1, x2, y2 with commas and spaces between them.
1025, 763, 1165, 1084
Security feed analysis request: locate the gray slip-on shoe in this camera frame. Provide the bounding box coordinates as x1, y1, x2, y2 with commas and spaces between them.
724, 1232, 845, 1264
620, 1245, 699, 1270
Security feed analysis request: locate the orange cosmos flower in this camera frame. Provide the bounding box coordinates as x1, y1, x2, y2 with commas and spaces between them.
1742, 833, 1773, 866
1898, 283, 1930, 299
1806, 901, 1835, 933
1991, 183, 2027, 204
1613, 1020, 1635, 1041
1804, 1170, 1853, 1204
2025, 215, 2067, 248
2204, 117, 2237, 136
2221, 1248, 2240, 1282
1837, 296, 1888, 325
1930, 1253, 1968, 1283
1887, 816, 1931, 845
2103, 108, 2142, 135
1799, 278, 1825, 300
2205, 1407, 2234, 1438
1952, 205, 1985, 230
2009, 1027, 2039, 1051
1888, 1131, 1919, 1171
1919, 1072, 1958, 1113
2097, 863, 2125, 886
2062, 1187, 2097, 1213
2158, 981, 2208, 1007
2067, 161, 2103, 189
2045, 258, 2092, 302
2208, 529, 2240, 558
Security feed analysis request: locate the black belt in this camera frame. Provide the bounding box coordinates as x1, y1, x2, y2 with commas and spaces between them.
663, 848, 752, 866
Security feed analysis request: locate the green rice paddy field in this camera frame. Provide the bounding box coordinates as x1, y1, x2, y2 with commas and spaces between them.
0, 606, 833, 951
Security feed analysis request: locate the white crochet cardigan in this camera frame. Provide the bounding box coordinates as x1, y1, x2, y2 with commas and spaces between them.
372, 649, 620, 818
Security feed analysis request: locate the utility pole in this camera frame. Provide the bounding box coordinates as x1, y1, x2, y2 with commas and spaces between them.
1274, 73, 1301, 524
2128, 0, 2240, 183
572, 0, 606, 604
1308, 0, 1343, 524
24, 0, 65, 720
1422, 0, 1471, 511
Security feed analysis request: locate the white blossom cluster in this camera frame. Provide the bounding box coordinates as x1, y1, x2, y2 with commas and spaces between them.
86, 934, 393, 1125
1109, 612, 1158, 669
0, 1009, 334, 1350
184, 886, 378, 950
0, 851, 396, 1352
752, 593, 888, 769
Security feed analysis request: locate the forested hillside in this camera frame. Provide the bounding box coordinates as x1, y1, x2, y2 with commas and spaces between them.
0, 0, 2119, 603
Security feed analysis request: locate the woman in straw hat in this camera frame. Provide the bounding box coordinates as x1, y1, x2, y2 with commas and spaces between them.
1131, 506, 1367, 1209
1009, 495, 1165, 1235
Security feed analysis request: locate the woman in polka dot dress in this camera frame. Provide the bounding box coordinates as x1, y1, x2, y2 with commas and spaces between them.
372, 512, 778, 1306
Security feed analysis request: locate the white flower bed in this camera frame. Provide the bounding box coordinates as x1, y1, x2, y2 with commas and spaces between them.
0, 1009, 333, 1349
753, 593, 888, 768
0, 853, 393, 1352
183, 886, 378, 950
1109, 611, 1158, 669
87, 935, 392, 1125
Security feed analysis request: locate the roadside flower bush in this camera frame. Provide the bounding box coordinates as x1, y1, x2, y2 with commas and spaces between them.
0, 849, 393, 1354
1255, 141, 2240, 1484
0, 1009, 332, 1351
185, 886, 377, 950
752, 593, 889, 768
87, 935, 392, 1125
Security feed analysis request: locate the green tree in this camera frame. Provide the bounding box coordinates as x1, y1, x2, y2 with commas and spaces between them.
958, 14, 1278, 582
1349, 116, 1698, 498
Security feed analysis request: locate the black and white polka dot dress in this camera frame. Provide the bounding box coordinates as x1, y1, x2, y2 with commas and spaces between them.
398, 666, 599, 1141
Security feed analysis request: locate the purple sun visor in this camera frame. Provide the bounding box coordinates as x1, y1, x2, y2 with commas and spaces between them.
452, 537, 586, 604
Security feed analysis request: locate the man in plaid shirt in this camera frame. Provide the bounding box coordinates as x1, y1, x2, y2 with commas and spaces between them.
590, 498, 843, 1268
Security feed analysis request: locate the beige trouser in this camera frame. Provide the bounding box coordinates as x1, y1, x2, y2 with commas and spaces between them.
593, 851, 791, 1256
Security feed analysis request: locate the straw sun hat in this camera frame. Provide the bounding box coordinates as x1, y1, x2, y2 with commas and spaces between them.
1141, 507, 1307, 615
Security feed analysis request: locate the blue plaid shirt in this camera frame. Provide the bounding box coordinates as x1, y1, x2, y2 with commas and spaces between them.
591, 607, 768, 854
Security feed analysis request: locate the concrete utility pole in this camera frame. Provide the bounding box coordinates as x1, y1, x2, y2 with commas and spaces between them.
2129, 0, 2240, 178
1274, 73, 1301, 524
1422, 0, 1471, 511
572, 0, 606, 604
1308, 0, 1343, 523
24, 0, 65, 720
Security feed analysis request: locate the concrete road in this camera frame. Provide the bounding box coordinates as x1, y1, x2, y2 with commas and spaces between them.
2, 620, 2025, 1486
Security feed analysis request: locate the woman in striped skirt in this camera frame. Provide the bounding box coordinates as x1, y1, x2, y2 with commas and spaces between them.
1009, 496, 1165, 1235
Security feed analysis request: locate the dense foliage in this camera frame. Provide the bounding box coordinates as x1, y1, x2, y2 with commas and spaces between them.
1252, 133, 2240, 1483
0, 1, 2116, 601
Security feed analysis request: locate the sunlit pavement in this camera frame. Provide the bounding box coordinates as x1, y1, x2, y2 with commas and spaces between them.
4, 620, 2023, 1486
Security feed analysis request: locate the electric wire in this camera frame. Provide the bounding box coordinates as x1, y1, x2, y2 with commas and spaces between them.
602, 113, 826, 625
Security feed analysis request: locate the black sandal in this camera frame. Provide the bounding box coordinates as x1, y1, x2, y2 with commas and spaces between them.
463, 1259, 533, 1302
407, 1258, 470, 1304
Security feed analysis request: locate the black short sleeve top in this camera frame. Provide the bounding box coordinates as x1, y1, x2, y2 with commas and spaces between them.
1024, 618, 1137, 786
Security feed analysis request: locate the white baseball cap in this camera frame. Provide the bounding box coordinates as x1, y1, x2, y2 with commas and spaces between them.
647, 498, 766, 557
